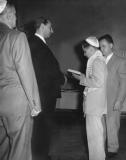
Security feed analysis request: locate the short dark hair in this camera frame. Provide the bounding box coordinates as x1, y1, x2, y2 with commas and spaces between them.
81, 40, 90, 49
34, 17, 50, 30
99, 34, 114, 44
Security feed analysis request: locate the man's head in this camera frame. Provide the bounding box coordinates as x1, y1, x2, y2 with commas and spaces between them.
0, 2, 16, 29
82, 36, 99, 58
34, 17, 53, 39
99, 34, 114, 57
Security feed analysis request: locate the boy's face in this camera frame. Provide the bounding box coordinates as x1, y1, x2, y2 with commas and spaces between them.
82, 45, 94, 58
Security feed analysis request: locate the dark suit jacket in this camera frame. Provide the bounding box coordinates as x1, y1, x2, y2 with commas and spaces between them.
28, 35, 65, 108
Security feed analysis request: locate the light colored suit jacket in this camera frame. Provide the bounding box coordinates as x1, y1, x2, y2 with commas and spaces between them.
0, 23, 41, 116
80, 50, 108, 116
106, 53, 126, 114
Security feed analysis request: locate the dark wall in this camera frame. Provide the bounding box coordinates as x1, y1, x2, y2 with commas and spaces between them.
16, 0, 126, 72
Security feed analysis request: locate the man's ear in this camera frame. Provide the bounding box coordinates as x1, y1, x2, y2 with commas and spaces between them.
5, 10, 11, 22
40, 23, 45, 29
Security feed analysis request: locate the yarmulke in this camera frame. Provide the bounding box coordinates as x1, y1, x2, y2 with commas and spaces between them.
86, 36, 99, 48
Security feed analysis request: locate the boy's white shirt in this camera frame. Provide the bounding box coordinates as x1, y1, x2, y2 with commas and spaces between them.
105, 53, 113, 64
80, 50, 106, 96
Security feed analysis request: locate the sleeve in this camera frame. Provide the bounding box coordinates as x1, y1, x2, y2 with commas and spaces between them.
53, 64, 65, 86
84, 58, 107, 88
12, 32, 41, 111
116, 59, 126, 103
46, 53, 65, 86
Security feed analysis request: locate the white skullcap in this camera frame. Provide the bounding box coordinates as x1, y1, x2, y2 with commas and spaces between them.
0, 0, 7, 14
86, 36, 99, 48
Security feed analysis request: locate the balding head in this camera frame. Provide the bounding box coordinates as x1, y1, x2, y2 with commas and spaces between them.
0, 0, 7, 14
0, 3, 16, 29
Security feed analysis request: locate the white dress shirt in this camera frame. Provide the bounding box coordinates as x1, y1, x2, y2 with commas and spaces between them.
35, 33, 46, 44
105, 53, 113, 64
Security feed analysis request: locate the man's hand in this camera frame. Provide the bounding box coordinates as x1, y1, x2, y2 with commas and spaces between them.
80, 74, 86, 86
72, 73, 85, 80
72, 73, 81, 80
113, 101, 121, 111
31, 108, 41, 117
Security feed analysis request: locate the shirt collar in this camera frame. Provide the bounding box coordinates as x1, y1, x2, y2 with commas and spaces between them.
35, 33, 46, 44
105, 53, 113, 64
87, 50, 104, 67
89, 50, 103, 60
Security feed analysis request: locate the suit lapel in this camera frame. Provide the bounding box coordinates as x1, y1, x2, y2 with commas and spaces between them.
35, 35, 45, 45
34, 35, 53, 58
107, 54, 116, 71
40, 38, 48, 47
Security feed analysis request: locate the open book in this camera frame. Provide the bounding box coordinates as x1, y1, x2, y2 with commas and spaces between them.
67, 69, 81, 75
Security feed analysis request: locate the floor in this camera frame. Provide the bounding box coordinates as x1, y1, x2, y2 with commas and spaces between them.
32, 110, 126, 160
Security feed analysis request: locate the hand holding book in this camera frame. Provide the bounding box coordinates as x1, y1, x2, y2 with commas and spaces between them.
67, 69, 86, 81
67, 69, 81, 75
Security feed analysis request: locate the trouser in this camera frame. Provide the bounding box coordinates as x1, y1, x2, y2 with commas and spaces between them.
42, 95, 56, 113
86, 115, 105, 160
0, 106, 33, 160
105, 111, 120, 153
33, 96, 56, 157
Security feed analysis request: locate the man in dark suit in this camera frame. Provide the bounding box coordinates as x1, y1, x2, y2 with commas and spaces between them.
28, 18, 65, 113
99, 34, 126, 158
28, 17, 66, 158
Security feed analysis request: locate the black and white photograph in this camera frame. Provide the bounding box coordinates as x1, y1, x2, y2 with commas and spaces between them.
0, 0, 126, 160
